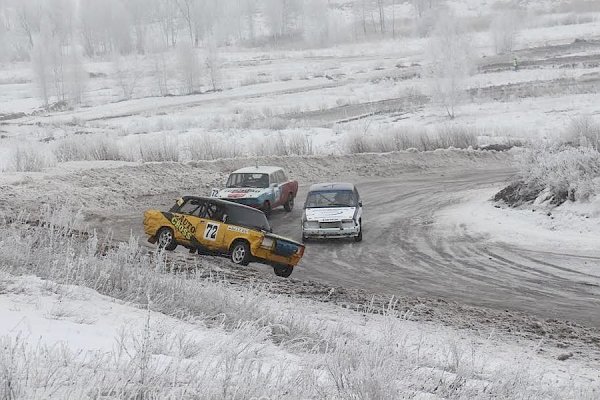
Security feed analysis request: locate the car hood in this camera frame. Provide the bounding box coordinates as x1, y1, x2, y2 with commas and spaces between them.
215, 187, 268, 199
305, 207, 356, 222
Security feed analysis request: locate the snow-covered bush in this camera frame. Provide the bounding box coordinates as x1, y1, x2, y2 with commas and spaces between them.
54, 135, 123, 162
497, 145, 600, 206
345, 126, 478, 154
561, 115, 600, 151
11, 145, 57, 172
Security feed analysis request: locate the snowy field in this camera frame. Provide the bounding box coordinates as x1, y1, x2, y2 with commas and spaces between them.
2, 0, 600, 398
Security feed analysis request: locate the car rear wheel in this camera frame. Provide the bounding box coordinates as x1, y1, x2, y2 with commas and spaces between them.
284, 194, 294, 212
230, 241, 251, 266
157, 227, 177, 251
274, 265, 293, 278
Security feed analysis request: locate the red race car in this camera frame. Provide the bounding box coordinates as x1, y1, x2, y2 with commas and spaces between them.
211, 166, 298, 216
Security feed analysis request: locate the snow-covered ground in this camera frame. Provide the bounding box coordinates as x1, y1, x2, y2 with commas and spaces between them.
437, 187, 600, 255
2, 0, 600, 397
1, 237, 598, 398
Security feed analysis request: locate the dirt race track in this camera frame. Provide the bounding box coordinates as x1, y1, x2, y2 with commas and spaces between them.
85, 155, 600, 330
4, 150, 600, 360
269, 167, 600, 329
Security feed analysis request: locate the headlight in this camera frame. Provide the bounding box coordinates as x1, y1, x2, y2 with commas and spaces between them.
342, 219, 355, 229
261, 237, 275, 249
303, 221, 319, 229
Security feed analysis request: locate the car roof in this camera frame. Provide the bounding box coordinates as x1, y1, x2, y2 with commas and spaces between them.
308, 182, 356, 192
181, 196, 264, 213
231, 166, 283, 174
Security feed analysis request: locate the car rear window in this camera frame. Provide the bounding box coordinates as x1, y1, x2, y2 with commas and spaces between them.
226, 205, 271, 232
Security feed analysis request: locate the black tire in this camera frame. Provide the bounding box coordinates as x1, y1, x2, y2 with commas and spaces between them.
262, 201, 272, 217
354, 222, 363, 243
230, 241, 251, 266
301, 233, 309, 243
157, 227, 177, 251
284, 194, 294, 212
274, 265, 293, 278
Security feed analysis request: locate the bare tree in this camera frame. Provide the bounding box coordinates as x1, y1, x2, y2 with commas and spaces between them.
177, 42, 201, 94
303, 0, 330, 45
205, 38, 221, 92
113, 54, 143, 99
17, 0, 41, 49
375, 0, 385, 34
66, 46, 87, 105
425, 15, 473, 119
264, 0, 303, 40
80, 0, 115, 57
153, 0, 180, 48
31, 33, 50, 106
243, 0, 257, 44
153, 51, 171, 96
176, 0, 196, 45
490, 10, 521, 55
125, 0, 149, 54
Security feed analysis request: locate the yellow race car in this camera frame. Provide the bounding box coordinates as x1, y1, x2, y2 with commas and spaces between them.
143, 196, 305, 277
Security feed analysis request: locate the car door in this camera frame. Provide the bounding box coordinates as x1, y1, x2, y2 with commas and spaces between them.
195, 201, 227, 251
270, 172, 282, 206
354, 187, 363, 221
170, 198, 205, 246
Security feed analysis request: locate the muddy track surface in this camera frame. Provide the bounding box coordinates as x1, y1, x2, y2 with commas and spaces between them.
264, 168, 600, 333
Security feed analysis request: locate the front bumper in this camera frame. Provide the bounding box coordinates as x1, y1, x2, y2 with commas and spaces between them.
303, 222, 360, 238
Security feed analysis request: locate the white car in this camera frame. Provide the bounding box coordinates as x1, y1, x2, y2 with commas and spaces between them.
301, 183, 363, 242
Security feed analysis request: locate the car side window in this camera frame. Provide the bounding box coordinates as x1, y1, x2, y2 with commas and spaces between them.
269, 173, 276, 185
179, 199, 205, 216
277, 170, 286, 182
354, 188, 361, 205
203, 202, 227, 222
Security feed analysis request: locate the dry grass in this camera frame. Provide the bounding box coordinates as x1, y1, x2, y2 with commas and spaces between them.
346, 126, 478, 154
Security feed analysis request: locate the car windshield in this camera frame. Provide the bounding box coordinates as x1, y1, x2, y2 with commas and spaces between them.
226, 173, 269, 188
305, 190, 357, 208
226, 205, 272, 232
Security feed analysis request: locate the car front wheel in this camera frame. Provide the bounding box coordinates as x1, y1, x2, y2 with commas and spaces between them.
157, 227, 177, 251
274, 265, 293, 278
354, 222, 363, 243
230, 241, 251, 266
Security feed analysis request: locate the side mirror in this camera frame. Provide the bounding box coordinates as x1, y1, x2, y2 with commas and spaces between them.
358, 201, 363, 207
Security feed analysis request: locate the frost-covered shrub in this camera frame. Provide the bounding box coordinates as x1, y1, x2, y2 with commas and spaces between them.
345, 126, 477, 154
54, 135, 123, 161
561, 115, 600, 151
253, 132, 314, 156
499, 145, 600, 205
138, 137, 180, 162
187, 133, 239, 160
11, 145, 57, 172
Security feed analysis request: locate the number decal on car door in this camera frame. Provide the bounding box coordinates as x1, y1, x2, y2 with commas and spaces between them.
203, 223, 219, 241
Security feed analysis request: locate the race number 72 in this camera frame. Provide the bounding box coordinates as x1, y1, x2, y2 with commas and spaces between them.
203, 223, 219, 241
